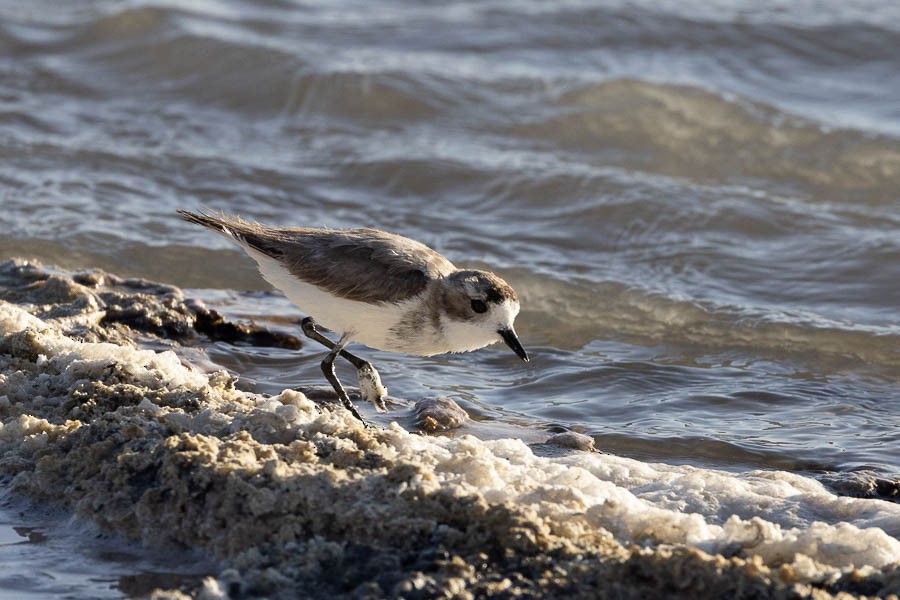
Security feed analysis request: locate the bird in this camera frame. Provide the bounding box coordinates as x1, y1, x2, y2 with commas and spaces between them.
177, 210, 529, 423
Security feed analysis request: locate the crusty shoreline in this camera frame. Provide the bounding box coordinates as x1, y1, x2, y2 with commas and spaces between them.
0, 259, 897, 599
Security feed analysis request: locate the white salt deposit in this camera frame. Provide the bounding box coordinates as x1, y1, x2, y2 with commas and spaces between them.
0, 263, 898, 598
381, 430, 900, 569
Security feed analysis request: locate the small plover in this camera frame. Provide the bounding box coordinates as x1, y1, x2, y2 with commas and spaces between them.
178, 210, 528, 423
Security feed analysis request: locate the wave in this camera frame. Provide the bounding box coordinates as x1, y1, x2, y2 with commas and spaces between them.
516, 272, 900, 372
503, 79, 900, 198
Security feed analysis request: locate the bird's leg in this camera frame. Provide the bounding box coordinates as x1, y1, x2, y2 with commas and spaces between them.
300, 317, 388, 411
319, 333, 369, 425
300, 317, 365, 367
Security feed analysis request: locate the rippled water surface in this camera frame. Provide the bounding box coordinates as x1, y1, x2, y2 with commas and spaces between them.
2, 0, 898, 487
0, 489, 213, 598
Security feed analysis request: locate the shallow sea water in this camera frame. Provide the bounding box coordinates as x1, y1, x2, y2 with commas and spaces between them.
0, 0, 898, 593
0, 489, 213, 598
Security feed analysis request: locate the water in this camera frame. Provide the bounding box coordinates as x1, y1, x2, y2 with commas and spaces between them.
0, 489, 214, 598
0, 0, 898, 589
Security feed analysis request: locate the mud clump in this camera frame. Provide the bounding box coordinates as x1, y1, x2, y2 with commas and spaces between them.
190, 303, 301, 349
0, 259, 301, 349
547, 431, 596, 452
818, 470, 900, 503
414, 396, 469, 432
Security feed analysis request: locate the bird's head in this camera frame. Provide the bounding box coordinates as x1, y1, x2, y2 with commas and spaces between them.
438, 270, 528, 361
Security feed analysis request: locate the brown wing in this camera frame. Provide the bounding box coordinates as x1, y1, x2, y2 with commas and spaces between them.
178, 210, 456, 304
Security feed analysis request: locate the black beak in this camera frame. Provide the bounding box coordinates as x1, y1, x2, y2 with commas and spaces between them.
498, 328, 529, 362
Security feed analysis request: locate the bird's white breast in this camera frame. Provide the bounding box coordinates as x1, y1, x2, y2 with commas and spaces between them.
246, 248, 412, 351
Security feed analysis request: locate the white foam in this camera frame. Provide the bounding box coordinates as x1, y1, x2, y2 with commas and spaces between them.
377, 431, 900, 570
1, 300, 208, 391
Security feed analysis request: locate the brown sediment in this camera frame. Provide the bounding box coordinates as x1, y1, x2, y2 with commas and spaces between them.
0, 259, 898, 599
0, 259, 301, 349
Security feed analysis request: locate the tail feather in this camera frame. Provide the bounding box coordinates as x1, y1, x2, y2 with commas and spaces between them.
177, 209, 283, 258
177, 209, 240, 234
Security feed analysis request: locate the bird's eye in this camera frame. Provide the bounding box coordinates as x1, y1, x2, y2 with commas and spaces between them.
471, 299, 487, 314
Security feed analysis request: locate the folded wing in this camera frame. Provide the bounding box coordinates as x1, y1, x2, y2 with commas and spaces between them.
178, 210, 456, 304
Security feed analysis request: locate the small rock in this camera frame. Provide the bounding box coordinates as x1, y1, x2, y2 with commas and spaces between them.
73, 271, 105, 287
547, 431, 596, 452
414, 397, 469, 433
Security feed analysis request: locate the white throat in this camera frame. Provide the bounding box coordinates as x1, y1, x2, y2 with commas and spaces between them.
439, 299, 520, 355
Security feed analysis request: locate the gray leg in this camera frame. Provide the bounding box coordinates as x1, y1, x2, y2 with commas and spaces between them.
320, 334, 368, 425
301, 317, 388, 411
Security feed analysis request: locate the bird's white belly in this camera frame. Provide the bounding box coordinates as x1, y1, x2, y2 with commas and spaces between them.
247, 249, 405, 351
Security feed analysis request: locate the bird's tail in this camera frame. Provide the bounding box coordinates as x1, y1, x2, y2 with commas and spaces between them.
177, 209, 284, 258
177, 209, 245, 235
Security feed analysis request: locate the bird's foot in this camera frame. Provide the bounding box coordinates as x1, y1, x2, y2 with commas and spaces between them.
356, 363, 388, 413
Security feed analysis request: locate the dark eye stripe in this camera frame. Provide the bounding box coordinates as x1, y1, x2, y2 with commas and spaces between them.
471, 299, 487, 313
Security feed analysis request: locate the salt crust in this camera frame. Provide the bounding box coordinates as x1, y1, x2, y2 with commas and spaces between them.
1, 264, 899, 598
